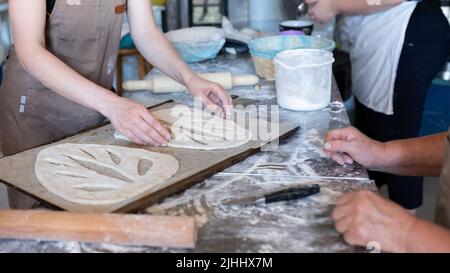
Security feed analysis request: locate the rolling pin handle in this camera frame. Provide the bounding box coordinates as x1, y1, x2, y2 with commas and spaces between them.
232, 75, 260, 87
122, 80, 154, 91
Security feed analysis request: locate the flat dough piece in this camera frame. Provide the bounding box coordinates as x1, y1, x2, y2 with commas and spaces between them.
35, 144, 179, 205
115, 105, 253, 151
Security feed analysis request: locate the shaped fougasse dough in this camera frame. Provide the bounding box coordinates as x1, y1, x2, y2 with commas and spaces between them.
35, 144, 179, 205
115, 106, 253, 151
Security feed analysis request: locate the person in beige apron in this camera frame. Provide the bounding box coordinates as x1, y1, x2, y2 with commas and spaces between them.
0, 0, 232, 209
321, 126, 450, 252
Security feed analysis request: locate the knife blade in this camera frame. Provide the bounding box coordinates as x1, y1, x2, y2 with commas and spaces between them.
223, 184, 321, 206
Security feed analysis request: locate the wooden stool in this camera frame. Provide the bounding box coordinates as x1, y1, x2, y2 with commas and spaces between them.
116, 48, 152, 96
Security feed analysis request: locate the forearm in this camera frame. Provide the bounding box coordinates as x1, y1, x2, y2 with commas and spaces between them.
372, 133, 446, 176
332, 0, 405, 15
127, 0, 196, 87
401, 218, 450, 252
10, 0, 120, 117
19, 46, 119, 116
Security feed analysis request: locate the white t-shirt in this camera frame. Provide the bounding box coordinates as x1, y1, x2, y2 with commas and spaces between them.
343, 2, 417, 115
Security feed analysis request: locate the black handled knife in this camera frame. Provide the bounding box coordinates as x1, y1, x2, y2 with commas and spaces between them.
223, 184, 321, 206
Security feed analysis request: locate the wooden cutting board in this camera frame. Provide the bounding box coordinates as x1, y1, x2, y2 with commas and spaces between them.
0, 102, 299, 213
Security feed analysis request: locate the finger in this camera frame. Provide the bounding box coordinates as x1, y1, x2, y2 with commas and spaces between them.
123, 130, 140, 144
325, 151, 344, 160
211, 89, 233, 118
334, 216, 351, 234
139, 111, 172, 142
331, 153, 346, 166
343, 154, 354, 165
324, 130, 340, 142
324, 128, 353, 142
201, 94, 225, 118
206, 91, 228, 117
128, 122, 157, 145
324, 140, 354, 155
325, 151, 338, 159
210, 84, 232, 105
133, 119, 168, 146
336, 193, 355, 206
206, 92, 226, 118
125, 129, 145, 145
132, 125, 161, 146
332, 202, 353, 221
343, 231, 360, 246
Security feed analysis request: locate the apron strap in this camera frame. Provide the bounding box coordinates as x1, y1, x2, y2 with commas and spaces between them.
46, 0, 56, 19
115, 0, 127, 14
47, 0, 128, 17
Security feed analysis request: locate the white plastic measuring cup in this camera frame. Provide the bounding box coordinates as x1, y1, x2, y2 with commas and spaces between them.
274, 49, 335, 111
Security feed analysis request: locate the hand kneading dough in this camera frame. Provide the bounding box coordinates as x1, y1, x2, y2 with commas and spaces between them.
115, 105, 253, 150
35, 144, 179, 205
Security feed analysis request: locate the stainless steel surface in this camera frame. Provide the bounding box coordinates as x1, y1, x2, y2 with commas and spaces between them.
165, 0, 181, 31
297, 1, 308, 18
165, 0, 302, 32
226, 0, 249, 29
249, 0, 299, 32
281, 0, 302, 20
166, 0, 248, 30
216, 173, 371, 181
192, 0, 225, 26
180, 0, 190, 28
171, 0, 227, 29
0, 54, 374, 253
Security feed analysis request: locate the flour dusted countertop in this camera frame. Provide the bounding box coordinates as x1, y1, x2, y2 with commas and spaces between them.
0, 53, 374, 253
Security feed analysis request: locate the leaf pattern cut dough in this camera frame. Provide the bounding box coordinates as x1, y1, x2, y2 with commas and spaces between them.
35, 144, 179, 205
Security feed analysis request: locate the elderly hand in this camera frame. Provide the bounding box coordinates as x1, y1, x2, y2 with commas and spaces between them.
324, 127, 386, 168
185, 75, 233, 118
333, 191, 417, 253
305, 0, 338, 24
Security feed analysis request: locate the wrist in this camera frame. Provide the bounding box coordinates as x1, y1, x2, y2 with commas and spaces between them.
398, 216, 421, 253
367, 141, 389, 171
96, 92, 121, 118
180, 70, 198, 89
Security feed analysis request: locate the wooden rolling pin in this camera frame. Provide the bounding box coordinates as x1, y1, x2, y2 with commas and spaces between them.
123, 72, 259, 92
0, 210, 197, 249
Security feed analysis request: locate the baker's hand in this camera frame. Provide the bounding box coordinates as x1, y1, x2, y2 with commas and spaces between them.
333, 191, 417, 253
324, 127, 385, 168
186, 75, 232, 118
305, 0, 338, 24
104, 97, 171, 146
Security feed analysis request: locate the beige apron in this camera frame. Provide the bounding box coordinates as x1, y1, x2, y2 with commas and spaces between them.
436, 129, 450, 228
0, 0, 126, 208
